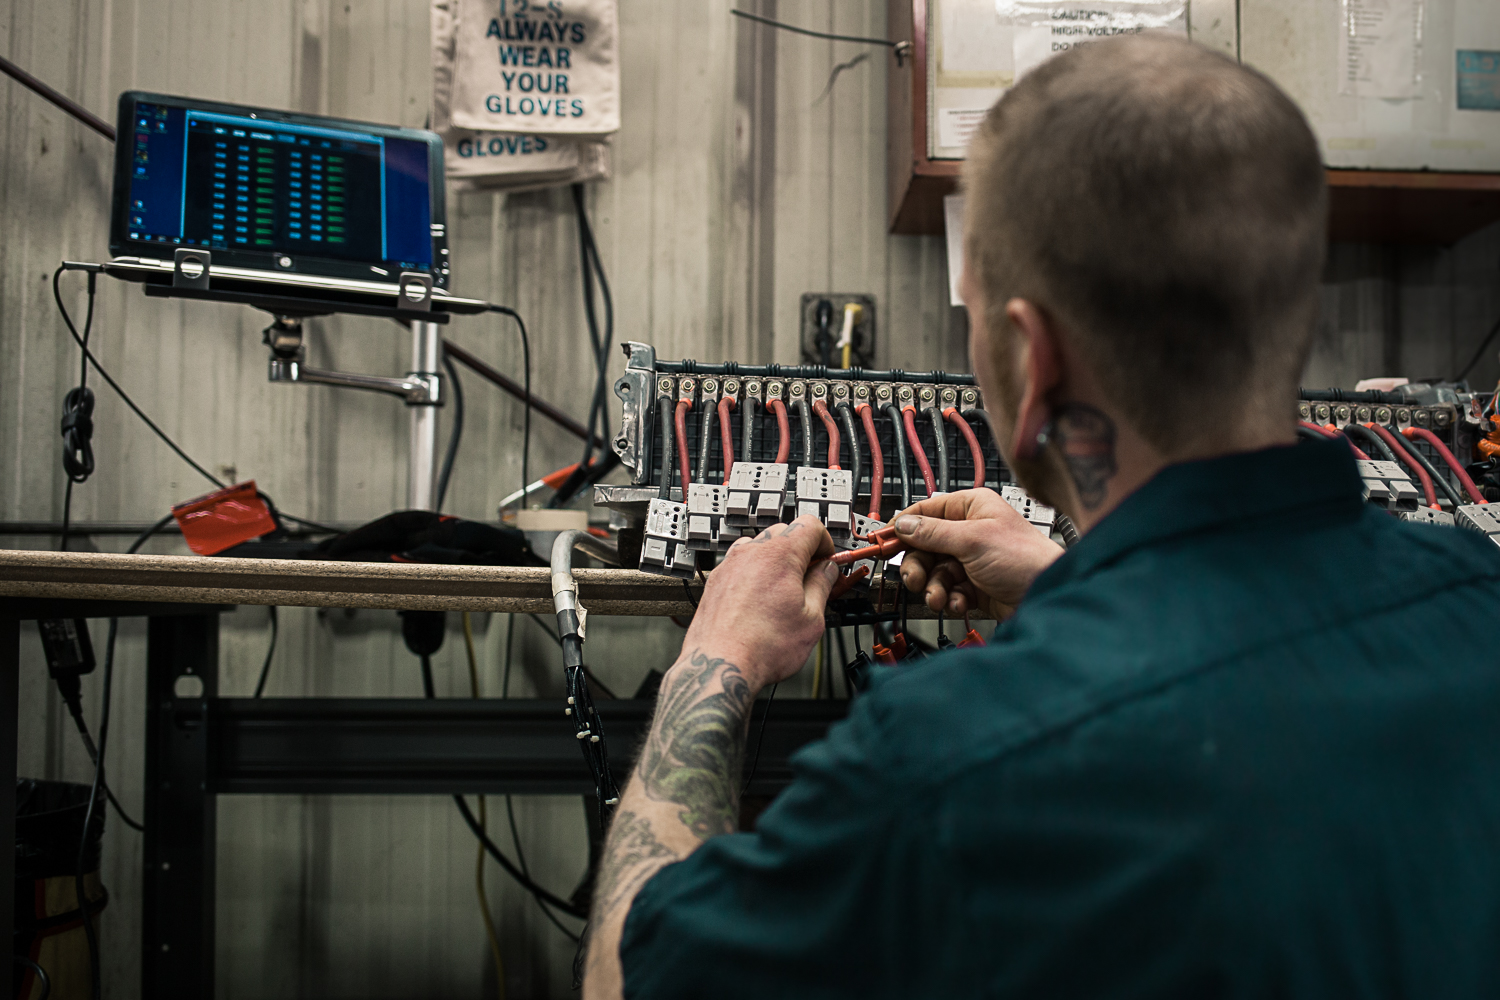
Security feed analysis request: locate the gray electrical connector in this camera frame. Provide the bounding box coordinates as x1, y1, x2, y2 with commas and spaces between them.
841, 513, 888, 577
724, 462, 790, 530
684, 483, 732, 552
1001, 485, 1057, 537
640, 498, 696, 578
795, 467, 855, 539
1358, 459, 1421, 512
1400, 508, 1455, 528
1455, 504, 1500, 548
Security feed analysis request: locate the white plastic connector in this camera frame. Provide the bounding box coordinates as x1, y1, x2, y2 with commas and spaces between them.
794, 467, 855, 538
1399, 508, 1455, 528
685, 483, 731, 551
1001, 485, 1057, 537
724, 462, 790, 530
841, 513, 889, 577
1357, 459, 1421, 512
639, 498, 697, 578
1455, 504, 1500, 548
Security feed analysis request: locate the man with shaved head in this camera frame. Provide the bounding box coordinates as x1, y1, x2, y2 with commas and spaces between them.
583, 36, 1500, 999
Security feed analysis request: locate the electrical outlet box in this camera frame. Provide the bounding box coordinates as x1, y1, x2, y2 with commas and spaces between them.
800, 294, 875, 368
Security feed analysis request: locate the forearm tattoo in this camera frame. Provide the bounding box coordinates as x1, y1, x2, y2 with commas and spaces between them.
634, 648, 754, 839
588, 648, 756, 971
1052, 403, 1118, 509
593, 810, 676, 915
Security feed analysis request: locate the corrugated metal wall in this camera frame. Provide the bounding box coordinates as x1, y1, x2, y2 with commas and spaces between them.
2, 0, 1498, 996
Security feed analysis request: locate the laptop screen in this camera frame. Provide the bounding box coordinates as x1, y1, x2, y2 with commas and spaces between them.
111, 92, 448, 288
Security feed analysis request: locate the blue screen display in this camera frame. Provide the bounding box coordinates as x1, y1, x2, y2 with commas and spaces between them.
125, 102, 432, 270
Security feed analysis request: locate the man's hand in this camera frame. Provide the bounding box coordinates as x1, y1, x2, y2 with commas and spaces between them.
895, 489, 1063, 619
582, 515, 839, 1000
682, 515, 841, 689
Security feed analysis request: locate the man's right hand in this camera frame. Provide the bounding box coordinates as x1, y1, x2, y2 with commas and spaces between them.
894, 490, 1064, 619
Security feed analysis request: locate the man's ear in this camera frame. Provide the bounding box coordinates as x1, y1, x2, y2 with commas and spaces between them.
1005, 298, 1065, 460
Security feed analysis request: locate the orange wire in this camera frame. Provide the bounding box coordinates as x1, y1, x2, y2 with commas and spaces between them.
812, 398, 841, 469
1402, 425, 1486, 504
767, 398, 791, 463
857, 403, 883, 519
674, 398, 692, 493
718, 396, 737, 484
944, 407, 984, 490
1365, 422, 1438, 509
902, 405, 936, 496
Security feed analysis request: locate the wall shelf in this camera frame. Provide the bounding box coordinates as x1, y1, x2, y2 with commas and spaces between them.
888, 0, 1500, 246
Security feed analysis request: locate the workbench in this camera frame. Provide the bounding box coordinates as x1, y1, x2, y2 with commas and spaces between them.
0, 549, 886, 998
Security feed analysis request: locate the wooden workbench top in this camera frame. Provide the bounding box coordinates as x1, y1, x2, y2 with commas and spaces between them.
0, 548, 953, 619
0, 549, 693, 615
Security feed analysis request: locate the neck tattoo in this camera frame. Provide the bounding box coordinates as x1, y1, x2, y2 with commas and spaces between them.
1051, 403, 1117, 510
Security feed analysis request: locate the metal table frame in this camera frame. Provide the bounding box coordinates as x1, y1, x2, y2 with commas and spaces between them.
1, 598, 846, 998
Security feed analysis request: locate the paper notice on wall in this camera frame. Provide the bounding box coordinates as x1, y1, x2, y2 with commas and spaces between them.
938, 108, 988, 150
446, 0, 619, 136
1338, 0, 1424, 99
998, 1, 1187, 82
944, 194, 966, 307
941, 0, 1014, 75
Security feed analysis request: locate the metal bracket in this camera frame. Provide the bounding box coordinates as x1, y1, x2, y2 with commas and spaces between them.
396, 272, 433, 312
613, 341, 659, 484
173, 248, 211, 290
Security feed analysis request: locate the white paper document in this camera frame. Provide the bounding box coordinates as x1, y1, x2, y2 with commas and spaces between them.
938, 108, 989, 150
1338, 0, 1423, 99
998, 1, 1187, 82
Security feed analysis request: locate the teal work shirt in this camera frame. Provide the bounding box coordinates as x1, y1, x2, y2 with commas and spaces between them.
620, 438, 1500, 998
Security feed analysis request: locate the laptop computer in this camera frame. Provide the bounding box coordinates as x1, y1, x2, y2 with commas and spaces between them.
106, 91, 487, 316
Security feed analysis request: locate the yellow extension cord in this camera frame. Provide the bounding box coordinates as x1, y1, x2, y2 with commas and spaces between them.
464, 612, 506, 1000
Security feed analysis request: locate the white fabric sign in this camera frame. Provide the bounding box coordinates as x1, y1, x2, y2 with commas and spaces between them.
433, 0, 610, 189
446, 0, 619, 136
998, 1, 1187, 81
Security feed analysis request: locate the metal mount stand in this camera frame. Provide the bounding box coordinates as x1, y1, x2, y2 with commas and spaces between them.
265, 316, 445, 510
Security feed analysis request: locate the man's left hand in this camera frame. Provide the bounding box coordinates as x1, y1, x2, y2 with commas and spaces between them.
681, 514, 841, 690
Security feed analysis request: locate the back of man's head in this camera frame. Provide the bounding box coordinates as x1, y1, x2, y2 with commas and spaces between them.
964, 35, 1326, 452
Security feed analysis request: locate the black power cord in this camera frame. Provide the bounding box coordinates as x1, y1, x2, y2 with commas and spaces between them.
416, 650, 587, 929
435, 352, 465, 511
58, 268, 97, 552
252, 606, 279, 698
13, 955, 51, 1000
569, 184, 614, 488
487, 305, 533, 511
52, 265, 337, 534
740, 683, 778, 795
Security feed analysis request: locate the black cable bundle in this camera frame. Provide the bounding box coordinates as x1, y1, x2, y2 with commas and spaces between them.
550, 183, 615, 506
557, 606, 623, 830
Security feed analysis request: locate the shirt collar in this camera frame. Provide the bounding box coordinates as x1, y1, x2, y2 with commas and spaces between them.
1027, 437, 1364, 598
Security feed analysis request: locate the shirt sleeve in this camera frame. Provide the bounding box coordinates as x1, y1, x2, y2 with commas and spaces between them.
617, 680, 975, 999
